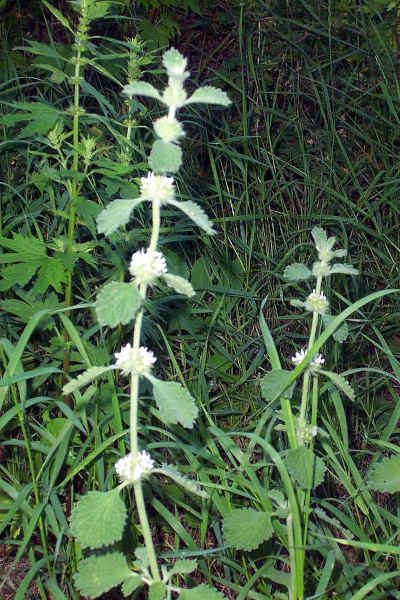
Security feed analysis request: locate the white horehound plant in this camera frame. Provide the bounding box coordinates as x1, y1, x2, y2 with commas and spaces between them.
62, 48, 231, 599
220, 228, 397, 600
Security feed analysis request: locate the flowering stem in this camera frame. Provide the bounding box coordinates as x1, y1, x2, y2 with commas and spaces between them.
298, 275, 323, 430
302, 376, 319, 545
129, 199, 162, 582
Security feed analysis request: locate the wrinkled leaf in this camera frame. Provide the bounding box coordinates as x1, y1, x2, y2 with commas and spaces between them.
163, 273, 195, 297
152, 379, 198, 428
185, 86, 231, 106
168, 200, 215, 234
285, 447, 325, 489
96, 282, 142, 328
97, 198, 144, 236
223, 508, 273, 551
261, 369, 296, 402
368, 455, 400, 493
73, 552, 131, 599
149, 140, 182, 173
283, 263, 312, 282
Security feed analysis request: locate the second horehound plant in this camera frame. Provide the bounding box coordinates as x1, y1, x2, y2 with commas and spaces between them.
62, 48, 231, 599
220, 228, 396, 600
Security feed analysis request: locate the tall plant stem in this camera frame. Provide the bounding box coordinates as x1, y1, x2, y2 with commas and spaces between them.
129, 198, 161, 581
63, 23, 83, 384
299, 275, 322, 428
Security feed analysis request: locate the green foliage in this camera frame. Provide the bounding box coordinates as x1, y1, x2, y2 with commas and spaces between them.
223, 508, 273, 551
149, 139, 183, 173
163, 273, 195, 297
151, 379, 198, 428
168, 200, 215, 234
73, 552, 131, 598
149, 582, 166, 600
156, 465, 208, 498
179, 585, 225, 600
320, 370, 355, 402
96, 198, 144, 236
285, 448, 326, 489
70, 490, 127, 549
122, 575, 143, 597
368, 455, 400, 493
284, 263, 312, 282
95, 282, 142, 328
62, 366, 112, 395
260, 369, 296, 402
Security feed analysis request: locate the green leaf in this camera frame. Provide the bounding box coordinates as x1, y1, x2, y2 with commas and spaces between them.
155, 465, 208, 498
152, 379, 198, 428
285, 447, 325, 489
70, 490, 127, 549
62, 366, 112, 395
97, 198, 144, 236
261, 369, 296, 402
368, 455, 400, 493
168, 200, 215, 234
329, 264, 359, 276
167, 559, 197, 579
0, 233, 46, 257
185, 86, 231, 106
311, 227, 327, 249
122, 81, 161, 101
42, 0, 74, 32
283, 263, 312, 281
96, 282, 142, 328
87, 1, 111, 19
73, 552, 131, 599
320, 370, 355, 401
149, 140, 182, 173
122, 575, 143, 598
163, 273, 195, 297
179, 585, 225, 600
162, 47, 187, 74
223, 508, 273, 551
0, 262, 39, 290
32, 256, 67, 294
322, 314, 349, 343
149, 582, 166, 600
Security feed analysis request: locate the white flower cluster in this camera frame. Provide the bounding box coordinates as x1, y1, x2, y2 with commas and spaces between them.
291, 348, 325, 371
154, 116, 185, 143
139, 172, 175, 204
305, 289, 329, 315
115, 344, 156, 376
115, 450, 155, 483
129, 248, 167, 285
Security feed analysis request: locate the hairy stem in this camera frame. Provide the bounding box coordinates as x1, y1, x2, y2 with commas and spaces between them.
129, 198, 162, 581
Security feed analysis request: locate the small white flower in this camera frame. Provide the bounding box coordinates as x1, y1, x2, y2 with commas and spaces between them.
129, 248, 167, 285
115, 344, 156, 376
305, 289, 329, 315
291, 348, 307, 367
312, 426, 318, 437
140, 172, 175, 204
310, 354, 325, 369
115, 450, 154, 483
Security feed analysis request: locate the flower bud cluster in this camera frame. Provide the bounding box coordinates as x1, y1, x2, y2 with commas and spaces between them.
297, 422, 318, 446
305, 289, 329, 315
115, 450, 154, 483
